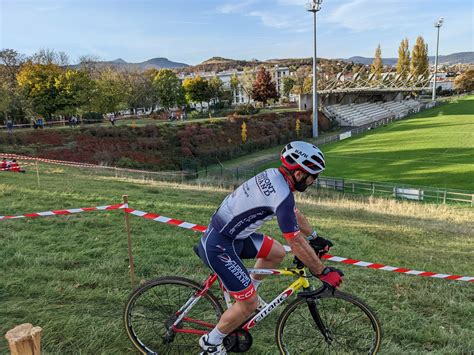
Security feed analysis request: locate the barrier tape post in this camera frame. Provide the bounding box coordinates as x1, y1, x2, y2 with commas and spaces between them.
123, 195, 136, 289
35, 161, 40, 188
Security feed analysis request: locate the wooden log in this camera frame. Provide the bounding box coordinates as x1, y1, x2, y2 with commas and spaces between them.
5, 323, 42, 355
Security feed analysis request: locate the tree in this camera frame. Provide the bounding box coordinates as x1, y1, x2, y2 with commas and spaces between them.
371, 44, 383, 79
239, 68, 256, 103
208, 76, 224, 106
396, 38, 410, 78
411, 36, 429, 78
153, 69, 185, 111
290, 67, 311, 95
182, 76, 211, 111
454, 69, 474, 92
124, 70, 156, 112
90, 67, 129, 114
55, 69, 95, 115
0, 49, 27, 122
16, 61, 63, 118
251, 66, 279, 106
282, 76, 295, 98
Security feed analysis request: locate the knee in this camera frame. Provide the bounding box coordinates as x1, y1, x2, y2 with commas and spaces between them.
239, 295, 258, 315
270, 243, 286, 263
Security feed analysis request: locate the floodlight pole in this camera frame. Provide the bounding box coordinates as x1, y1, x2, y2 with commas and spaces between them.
307, 0, 322, 138
432, 17, 443, 101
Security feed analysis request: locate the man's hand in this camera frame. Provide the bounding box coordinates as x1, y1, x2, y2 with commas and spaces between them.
314, 266, 344, 288
309, 236, 333, 258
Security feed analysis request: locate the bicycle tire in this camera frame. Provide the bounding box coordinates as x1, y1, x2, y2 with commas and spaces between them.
124, 276, 224, 354
276, 290, 382, 354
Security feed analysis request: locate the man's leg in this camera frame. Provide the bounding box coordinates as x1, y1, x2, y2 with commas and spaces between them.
213, 294, 258, 334
252, 238, 286, 282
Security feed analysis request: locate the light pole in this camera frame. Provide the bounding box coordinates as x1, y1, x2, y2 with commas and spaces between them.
432, 17, 443, 101
307, 0, 322, 138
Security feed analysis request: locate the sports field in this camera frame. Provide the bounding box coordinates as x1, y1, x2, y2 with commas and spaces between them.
259, 95, 474, 191
1, 164, 473, 353
323, 95, 474, 190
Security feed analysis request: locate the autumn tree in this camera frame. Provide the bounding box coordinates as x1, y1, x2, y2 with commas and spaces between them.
153, 69, 185, 111
0, 49, 27, 122
90, 67, 129, 114
124, 70, 157, 112
454, 69, 474, 92
182, 76, 211, 110
208, 76, 225, 106
282, 76, 295, 98
411, 36, 429, 78
371, 44, 383, 79
396, 38, 410, 78
16, 61, 64, 118
55, 69, 95, 116
238, 68, 256, 103
290, 67, 311, 95
251, 67, 279, 106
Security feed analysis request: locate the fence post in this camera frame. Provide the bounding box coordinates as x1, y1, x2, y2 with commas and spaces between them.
471, 194, 473, 207
372, 182, 375, 194
35, 161, 40, 188
5, 323, 42, 355
352, 182, 355, 192
115, 167, 118, 178
205, 165, 208, 177
122, 195, 136, 289
443, 190, 447, 204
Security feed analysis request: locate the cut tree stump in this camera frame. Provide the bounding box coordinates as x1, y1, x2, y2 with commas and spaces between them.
5, 323, 42, 355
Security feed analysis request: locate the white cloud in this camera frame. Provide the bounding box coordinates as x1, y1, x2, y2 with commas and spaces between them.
217, 1, 255, 14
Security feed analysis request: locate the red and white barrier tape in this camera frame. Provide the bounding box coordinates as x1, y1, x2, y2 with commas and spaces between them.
124, 208, 207, 232
0, 203, 127, 221
1, 154, 192, 176
125, 207, 474, 283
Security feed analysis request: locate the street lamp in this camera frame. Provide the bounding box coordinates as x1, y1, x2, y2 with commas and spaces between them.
432, 17, 443, 101
307, 0, 322, 138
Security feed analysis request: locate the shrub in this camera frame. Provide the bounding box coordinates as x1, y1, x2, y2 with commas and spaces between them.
235, 104, 260, 115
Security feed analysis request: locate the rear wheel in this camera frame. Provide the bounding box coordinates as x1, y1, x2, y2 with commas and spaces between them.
124, 276, 223, 354
276, 290, 382, 354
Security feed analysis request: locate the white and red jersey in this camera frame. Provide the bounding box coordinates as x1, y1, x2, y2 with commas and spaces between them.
210, 168, 300, 241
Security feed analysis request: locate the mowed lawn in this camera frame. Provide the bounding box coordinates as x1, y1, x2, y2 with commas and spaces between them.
259, 95, 474, 191
323, 95, 474, 190
0, 164, 473, 354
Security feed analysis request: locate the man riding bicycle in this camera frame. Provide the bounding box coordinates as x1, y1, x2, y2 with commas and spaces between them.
197, 141, 344, 354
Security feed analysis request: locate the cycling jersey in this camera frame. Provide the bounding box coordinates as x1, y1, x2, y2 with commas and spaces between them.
198, 168, 300, 300
210, 168, 300, 241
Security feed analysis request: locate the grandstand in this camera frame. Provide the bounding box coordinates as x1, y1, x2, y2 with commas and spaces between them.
324, 99, 423, 127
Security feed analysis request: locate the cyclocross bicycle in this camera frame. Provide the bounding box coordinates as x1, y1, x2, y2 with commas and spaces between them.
124, 247, 382, 354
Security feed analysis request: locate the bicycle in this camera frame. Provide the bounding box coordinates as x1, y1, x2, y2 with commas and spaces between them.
124, 246, 382, 354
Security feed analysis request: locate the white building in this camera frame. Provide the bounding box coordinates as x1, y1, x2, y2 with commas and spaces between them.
180, 66, 291, 107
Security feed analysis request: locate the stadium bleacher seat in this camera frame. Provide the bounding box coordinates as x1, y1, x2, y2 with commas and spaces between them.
324, 99, 422, 127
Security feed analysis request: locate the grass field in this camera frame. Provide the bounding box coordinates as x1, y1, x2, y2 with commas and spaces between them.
1, 163, 473, 353
258, 95, 474, 191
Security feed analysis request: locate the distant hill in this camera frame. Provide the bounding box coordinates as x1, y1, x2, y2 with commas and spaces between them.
70, 57, 189, 71
344, 52, 474, 66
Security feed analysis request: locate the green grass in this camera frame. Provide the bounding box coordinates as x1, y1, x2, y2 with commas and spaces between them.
257, 95, 474, 191
1, 164, 473, 353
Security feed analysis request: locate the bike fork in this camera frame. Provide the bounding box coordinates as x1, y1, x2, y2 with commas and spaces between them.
305, 298, 333, 344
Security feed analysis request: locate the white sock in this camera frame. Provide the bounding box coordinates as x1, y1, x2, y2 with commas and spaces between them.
207, 327, 227, 345
251, 278, 262, 290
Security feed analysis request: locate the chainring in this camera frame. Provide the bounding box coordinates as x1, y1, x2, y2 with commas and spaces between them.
223, 328, 253, 353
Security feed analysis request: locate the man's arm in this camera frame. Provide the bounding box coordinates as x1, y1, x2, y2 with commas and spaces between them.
295, 208, 313, 237
287, 233, 324, 275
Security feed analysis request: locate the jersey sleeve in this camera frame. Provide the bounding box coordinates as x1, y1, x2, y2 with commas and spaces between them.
275, 192, 300, 241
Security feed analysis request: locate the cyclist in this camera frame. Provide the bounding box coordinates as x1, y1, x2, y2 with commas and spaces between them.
197, 141, 344, 354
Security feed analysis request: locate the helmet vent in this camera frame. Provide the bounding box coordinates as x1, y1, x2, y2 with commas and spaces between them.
312, 155, 325, 168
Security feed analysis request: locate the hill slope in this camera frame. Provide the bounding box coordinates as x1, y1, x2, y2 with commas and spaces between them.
0, 163, 473, 353
345, 51, 474, 65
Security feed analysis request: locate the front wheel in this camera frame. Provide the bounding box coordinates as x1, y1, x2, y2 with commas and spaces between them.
124, 276, 224, 354
276, 290, 382, 354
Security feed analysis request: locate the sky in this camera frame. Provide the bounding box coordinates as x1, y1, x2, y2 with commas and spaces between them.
1, 0, 473, 65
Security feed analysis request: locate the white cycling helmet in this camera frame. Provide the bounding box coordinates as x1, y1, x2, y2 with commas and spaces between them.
281, 141, 326, 175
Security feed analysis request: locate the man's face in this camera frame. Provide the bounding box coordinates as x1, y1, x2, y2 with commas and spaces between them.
293, 170, 317, 192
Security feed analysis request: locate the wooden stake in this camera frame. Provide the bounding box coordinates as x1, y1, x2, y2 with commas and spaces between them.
5, 323, 42, 355
35, 161, 40, 188
123, 195, 136, 288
